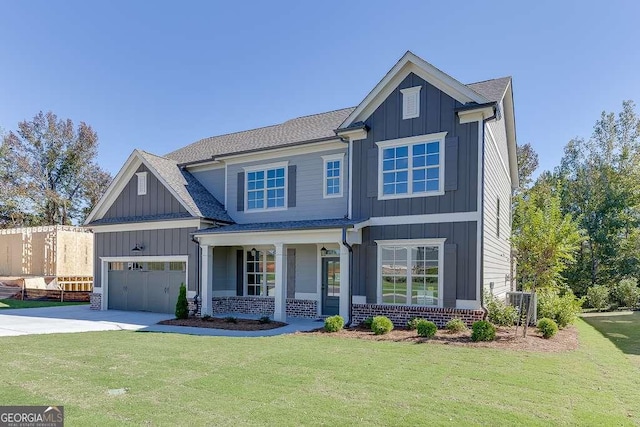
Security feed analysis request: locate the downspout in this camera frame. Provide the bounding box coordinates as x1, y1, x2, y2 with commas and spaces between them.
191, 236, 201, 313
342, 227, 354, 327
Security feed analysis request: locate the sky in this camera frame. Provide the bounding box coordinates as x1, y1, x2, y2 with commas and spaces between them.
1, 0, 639, 177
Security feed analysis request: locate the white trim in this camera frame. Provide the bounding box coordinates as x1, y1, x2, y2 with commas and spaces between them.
136, 172, 148, 196
197, 229, 344, 247
376, 132, 447, 200
375, 238, 446, 308
212, 290, 236, 297
356, 211, 480, 230
184, 161, 224, 173
216, 140, 345, 164
242, 160, 290, 173
352, 295, 367, 304
400, 86, 421, 120
340, 51, 488, 128
316, 244, 322, 316
339, 243, 350, 322
458, 106, 494, 124
476, 119, 484, 308
322, 153, 345, 199
99, 255, 189, 311
456, 299, 481, 310
336, 128, 367, 141
243, 161, 289, 213
224, 163, 228, 210
348, 140, 353, 219
187, 290, 197, 299
295, 292, 319, 301
484, 123, 510, 178
88, 219, 206, 233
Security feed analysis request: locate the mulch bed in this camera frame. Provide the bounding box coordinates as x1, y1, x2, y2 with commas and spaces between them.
299, 324, 579, 353
159, 316, 287, 331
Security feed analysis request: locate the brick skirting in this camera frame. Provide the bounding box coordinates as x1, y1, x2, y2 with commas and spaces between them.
21, 289, 91, 302
211, 296, 318, 319
351, 303, 484, 328
90, 293, 101, 310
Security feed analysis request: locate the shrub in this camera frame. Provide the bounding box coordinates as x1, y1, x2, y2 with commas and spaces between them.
406, 317, 419, 330
537, 288, 583, 328
611, 278, 640, 308
362, 317, 374, 329
371, 316, 394, 335
537, 317, 558, 339
175, 283, 189, 319
416, 319, 437, 338
324, 315, 345, 332
259, 316, 272, 324
225, 316, 238, 324
445, 318, 467, 333
587, 285, 610, 311
471, 320, 496, 342
486, 295, 518, 326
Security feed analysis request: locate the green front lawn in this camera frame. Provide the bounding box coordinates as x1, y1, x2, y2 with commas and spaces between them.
0, 320, 638, 426
582, 310, 640, 367
0, 299, 88, 309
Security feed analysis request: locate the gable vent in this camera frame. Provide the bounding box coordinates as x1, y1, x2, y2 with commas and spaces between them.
136, 172, 148, 196
401, 86, 421, 120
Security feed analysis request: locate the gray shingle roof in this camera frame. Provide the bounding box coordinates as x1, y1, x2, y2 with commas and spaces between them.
165, 107, 356, 165
467, 77, 511, 103
194, 218, 359, 235
89, 212, 193, 225
138, 151, 233, 223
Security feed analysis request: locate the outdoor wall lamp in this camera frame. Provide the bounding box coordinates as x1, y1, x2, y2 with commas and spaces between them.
131, 243, 144, 252
320, 246, 327, 256
250, 247, 257, 257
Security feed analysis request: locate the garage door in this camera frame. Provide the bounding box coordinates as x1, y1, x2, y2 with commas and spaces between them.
108, 261, 186, 313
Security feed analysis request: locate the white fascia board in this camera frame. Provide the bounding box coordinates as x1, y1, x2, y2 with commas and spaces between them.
89, 218, 205, 233
185, 160, 225, 173
213, 140, 345, 165
458, 106, 495, 124
503, 83, 520, 188
196, 228, 344, 247
336, 128, 368, 141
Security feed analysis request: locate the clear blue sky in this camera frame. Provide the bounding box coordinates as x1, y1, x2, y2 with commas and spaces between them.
1, 1, 638, 176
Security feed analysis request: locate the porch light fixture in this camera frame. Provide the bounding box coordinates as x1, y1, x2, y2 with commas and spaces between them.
320, 246, 327, 256
250, 247, 257, 257
131, 243, 144, 252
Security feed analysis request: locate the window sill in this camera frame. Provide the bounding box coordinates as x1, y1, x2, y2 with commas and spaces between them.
323, 193, 343, 199
244, 207, 288, 214
378, 190, 445, 201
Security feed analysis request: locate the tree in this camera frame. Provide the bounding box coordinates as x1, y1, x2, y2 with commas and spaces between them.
516, 142, 539, 191
1, 111, 112, 226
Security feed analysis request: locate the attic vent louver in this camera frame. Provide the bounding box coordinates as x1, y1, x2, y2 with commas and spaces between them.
400, 86, 421, 120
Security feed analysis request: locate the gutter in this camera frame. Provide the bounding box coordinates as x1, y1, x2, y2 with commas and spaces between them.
342, 227, 354, 327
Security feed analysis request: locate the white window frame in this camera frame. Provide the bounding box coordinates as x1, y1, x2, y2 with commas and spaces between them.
400, 86, 421, 120
322, 153, 344, 199
376, 132, 447, 200
136, 172, 147, 196
243, 161, 289, 213
244, 246, 276, 297
376, 238, 446, 308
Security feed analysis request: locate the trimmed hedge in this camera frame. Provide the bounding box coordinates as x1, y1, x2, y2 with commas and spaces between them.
471, 320, 496, 342
416, 320, 437, 338
537, 317, 558, 339
324, 315, 345, 332
371, 316, 394, 335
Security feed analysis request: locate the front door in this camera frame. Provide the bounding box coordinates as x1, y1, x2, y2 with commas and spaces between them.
321, 257, 340, 316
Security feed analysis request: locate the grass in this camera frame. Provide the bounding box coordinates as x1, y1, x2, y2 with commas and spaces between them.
0, 320, 638, 426
581, 310, 640, 367
0, 299, 88, 309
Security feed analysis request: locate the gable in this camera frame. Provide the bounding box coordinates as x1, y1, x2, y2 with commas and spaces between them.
102, 164, 189, 220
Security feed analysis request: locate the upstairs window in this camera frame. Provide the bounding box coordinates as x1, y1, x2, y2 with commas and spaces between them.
377, 133, 447, 200
322, 154, 344, 198
400, 86, 421, 119
136, 172, 147, 196
245, 163, 287, 211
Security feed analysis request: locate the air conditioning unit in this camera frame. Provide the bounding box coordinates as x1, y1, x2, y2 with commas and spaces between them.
506, 291, 537, 325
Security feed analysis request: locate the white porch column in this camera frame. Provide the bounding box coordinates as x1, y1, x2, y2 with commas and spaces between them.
201, 245, 213, 316
339, 243, 350, 323
274, 243, 287, 322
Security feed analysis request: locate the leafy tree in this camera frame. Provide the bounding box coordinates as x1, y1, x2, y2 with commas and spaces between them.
1, 111, 112, 226
516, 142, 539, 191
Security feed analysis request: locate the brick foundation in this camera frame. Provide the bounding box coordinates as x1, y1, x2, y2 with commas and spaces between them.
21, 289, 91, 302
90, 293, 102, 310
351, 303, 484, 328
211, 296, 318, 319
188, 298, 201, 317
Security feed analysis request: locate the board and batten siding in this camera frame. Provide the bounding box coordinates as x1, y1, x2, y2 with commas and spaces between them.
352, 72, 478, 220
103, 164, 189, 219
483, 117, 513, 299
93, 227, 198, 292
191, 167, 226, 209
226, 149, 349, 223
353, 222, 477, 307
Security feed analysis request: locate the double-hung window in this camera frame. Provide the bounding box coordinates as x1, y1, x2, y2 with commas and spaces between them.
377, 132, 447, 199
377, 239, 445, 307
246, 249, 276, 296
322, 154, 344, 198
245, 162, 287, 211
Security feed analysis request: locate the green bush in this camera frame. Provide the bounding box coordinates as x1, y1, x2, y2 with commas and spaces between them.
587, 285, 610, 311
225, 316, 238, 323
362, 317, 373, 329
259, 316, 272, 324
445, 318, 467, 333
416, 319, 437, 338
324, 315, 345, 332
471, 320, 496, 342
371, 316, 394, 335
537, 317, 558, 339
611, 278, 640, 308
537, 288, 583, 328
406, 317, 419, 330
486, 295, 518, 326
175, 283, 189, 319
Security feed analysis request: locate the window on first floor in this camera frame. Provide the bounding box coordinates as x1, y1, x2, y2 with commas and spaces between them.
246, 249, 275, 296
378, 241, 443, 307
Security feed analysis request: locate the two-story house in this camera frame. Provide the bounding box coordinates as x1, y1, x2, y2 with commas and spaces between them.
85, 51, 518, 326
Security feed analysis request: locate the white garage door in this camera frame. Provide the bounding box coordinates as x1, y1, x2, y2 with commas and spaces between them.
108, 261, 186, 313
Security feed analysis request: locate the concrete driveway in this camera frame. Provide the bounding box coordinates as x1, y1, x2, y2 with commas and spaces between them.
0, 305, 173, 337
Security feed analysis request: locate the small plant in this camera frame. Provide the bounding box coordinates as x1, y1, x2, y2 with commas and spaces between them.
445, 318, 467, 333
362, 317, 374, 329
537, 317, 558, 339
611, 278, 640, 308
259, 316, 272, 324
587, 285, 610, 311
406, 317, 419, 330
416, 319, 437, 338
486, 295, 518, 326
324, 315, 345, 332
370, 316, 394, 335
175, 283, 189, 319
471, 320, 496, 342
225, 316, 238, 324
537, 288, 583, 328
